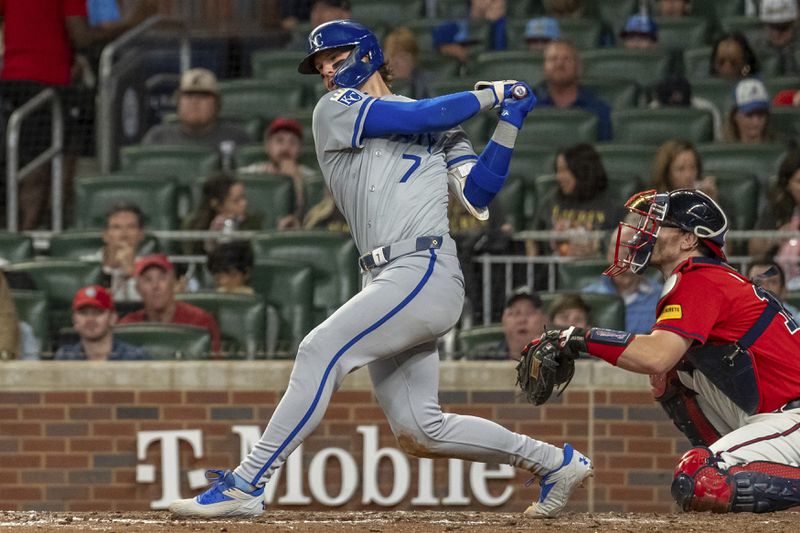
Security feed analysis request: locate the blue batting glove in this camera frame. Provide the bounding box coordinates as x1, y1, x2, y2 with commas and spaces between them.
498, 82, 536, 129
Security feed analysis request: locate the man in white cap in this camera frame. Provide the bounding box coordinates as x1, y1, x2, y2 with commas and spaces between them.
756, 0, 800, 74
142, 68, 250, 149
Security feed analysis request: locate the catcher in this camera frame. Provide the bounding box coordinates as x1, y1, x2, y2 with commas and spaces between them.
518, 188, 800, 513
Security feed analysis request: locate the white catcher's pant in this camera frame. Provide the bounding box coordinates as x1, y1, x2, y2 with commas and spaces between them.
235, 248, 563, 487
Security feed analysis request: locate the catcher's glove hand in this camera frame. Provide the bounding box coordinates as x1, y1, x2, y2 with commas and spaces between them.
516, 327, 586, 406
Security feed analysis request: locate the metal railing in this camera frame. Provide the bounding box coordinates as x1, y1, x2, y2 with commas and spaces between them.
97, 15, 190, 173
5, 88, 64, 232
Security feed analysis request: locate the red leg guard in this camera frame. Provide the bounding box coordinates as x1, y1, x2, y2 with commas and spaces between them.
672, 447, 733, 512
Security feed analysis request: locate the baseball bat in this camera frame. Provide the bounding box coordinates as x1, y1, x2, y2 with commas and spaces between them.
511, 85, 528, 100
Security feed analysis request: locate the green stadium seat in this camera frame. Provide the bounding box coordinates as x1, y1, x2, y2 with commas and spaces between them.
764, 76, 800, 98
508, 146, 558, 225
557, 259, 609, 291
219, 80, 306, 117
785, 292, 800, 311
581, 49, 671, 91
73, 175, 180, 230
428, 79, 475, 97
350, 0, 423, 25
582, 78, 640, 109
234, 143, 267, 169
113, 324, 211, 360
720, 16, 763, 43
407, 18, 448, 52
692, 0, 745, 23
48, 230, 160, 259
517, 108, 599, 147
697, 143, 786, 187
6, 261, 103, 344
713, 170, 760, 233
0, 232, 33, 263
175, 292, 266, 358
11, 290, 49, 355
250, 259, 315, 355
585, 0, 638, 35
613, 108, 713, 145
161, 112, 264, 143
492, 175, 524, 230
654, 16, 709, 53
533, 171, 642, 215
120, 145, 220, 187
251, 49, 310, 81
457, 324, 504, 360
539, 292, 626, 330
234, 173, 296, 230
252, 231, 359, 325
683, 46, 712, 79
472, 50, 544, 85
770, 107, 800, 141
595, 143, 657, 181
506, 17, 602, 50
691, 78, 735, 117
418, 55, 463, 79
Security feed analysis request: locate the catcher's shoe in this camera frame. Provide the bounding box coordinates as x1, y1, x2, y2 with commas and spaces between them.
525, 443, 593, 519
169, 469, 264, 518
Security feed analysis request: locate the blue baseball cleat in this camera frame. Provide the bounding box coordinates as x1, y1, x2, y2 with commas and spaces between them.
525, 443, 593, 518
169, 470, 265, 517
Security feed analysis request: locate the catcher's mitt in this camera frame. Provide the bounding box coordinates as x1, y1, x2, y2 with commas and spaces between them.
516, 328, 582, 406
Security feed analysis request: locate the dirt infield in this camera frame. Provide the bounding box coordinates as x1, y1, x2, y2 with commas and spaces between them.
0, 510, 798, 532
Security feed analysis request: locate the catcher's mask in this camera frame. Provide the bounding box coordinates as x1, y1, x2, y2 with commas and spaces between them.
604, 188, 728, 277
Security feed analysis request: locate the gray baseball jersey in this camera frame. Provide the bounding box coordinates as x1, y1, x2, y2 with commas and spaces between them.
234, 88, 565, 489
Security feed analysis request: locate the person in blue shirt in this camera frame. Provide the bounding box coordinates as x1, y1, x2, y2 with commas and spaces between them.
55, 285, 149, 361
582, 225, 662, 333
534, 40, 613, 141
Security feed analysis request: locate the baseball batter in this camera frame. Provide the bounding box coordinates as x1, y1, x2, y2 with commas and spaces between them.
529, 188, 800, 513
170, 20, 592, 518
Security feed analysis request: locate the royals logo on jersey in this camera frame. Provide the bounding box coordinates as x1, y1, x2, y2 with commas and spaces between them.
333, 89, 363, 107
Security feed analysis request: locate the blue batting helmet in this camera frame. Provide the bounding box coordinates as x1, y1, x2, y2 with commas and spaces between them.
297, 20, 384, 89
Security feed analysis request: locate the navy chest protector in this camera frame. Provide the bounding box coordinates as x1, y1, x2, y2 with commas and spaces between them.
654, 258, 791, 444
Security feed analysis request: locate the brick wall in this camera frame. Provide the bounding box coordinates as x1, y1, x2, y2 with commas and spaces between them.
0, 361, 685, 512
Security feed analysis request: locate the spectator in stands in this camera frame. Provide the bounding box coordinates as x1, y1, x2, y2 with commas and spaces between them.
535, 40, 613, 141
141, 68, 249, 150
432, 20, 482, 66
755, 0, 799, 74
547, 293, 590, 329
650, 139, 718, 199
723, 78, 777, 143
750, 147, 800, 283
655, 0, 691, 17
383, 27, 431, 99
470, 0, 507, 50
238, 118, 313, 230
207, 241, 255, 295
183, 174, 263, 255
284, 0, 352, 50
651, 74, 723, 139
710, 32, 761, 80
302, 189, 349, 232
619, 13, 659, 49
537, 143, 623, 257
2, 270, 40, 359
79, 203, 148, 302
747, 257, 800, 317
543, 0, 584, 18
524, 17, 561, 51
492, 291, 546, 361
121, 255, 221, 352
55, 285, 149, 360
0, 0, 157, 229
583, 223, 663, 333
279, 0, 315, 30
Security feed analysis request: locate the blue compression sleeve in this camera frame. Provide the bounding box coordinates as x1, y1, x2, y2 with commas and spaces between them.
362, 92, 484, 137
463, 123, 517, 208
